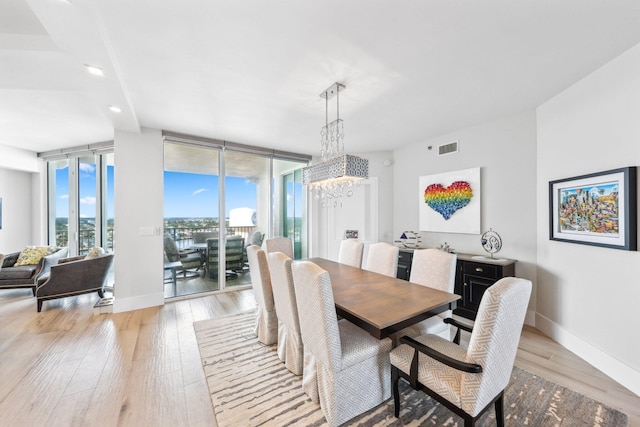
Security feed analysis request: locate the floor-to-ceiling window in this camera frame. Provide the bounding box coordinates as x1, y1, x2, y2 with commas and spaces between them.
45, 149, 114, 256
162, 132, 310, 299
274, 159, 307, 259
43, 145, 115, 287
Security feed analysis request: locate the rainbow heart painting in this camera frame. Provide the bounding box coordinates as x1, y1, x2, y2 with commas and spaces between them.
423, 181, 473, 220
419, 167, 481, 234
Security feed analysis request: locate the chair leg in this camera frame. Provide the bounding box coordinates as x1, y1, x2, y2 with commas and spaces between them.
37, 299, 43, 312
98, 289, 104, 298
392, 366, 400, 417
495, 393, 505, 427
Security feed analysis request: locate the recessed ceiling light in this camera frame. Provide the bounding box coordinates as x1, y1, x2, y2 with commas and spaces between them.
108, 105, 122, 113
85, 64, 104, 77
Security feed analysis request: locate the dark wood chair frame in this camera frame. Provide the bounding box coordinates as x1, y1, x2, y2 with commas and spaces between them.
392, 318, 506, 427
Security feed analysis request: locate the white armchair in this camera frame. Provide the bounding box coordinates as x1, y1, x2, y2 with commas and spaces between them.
391, 248, 457, 343
390, 277, 532, 426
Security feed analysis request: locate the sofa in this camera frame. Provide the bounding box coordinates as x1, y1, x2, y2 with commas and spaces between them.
35, 251, 114, 312
0, 247, 68, 295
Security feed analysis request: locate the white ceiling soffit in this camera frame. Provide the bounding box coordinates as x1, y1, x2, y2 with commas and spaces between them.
2, 1, 640, 154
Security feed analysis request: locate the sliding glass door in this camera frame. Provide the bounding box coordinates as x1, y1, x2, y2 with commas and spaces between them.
164, 142, 221, 297
162, 137, 309, 299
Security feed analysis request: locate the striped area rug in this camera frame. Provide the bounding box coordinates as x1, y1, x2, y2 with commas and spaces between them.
194, 310, 628, 427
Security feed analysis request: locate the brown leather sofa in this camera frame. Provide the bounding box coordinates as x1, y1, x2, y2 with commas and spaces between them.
0, 247, 68, 295
35, 253, 114, 312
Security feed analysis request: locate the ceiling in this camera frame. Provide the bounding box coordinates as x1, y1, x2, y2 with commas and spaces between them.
3, 0, 640, 156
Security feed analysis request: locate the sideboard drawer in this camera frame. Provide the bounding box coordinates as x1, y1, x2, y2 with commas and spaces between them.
462, 261, 498, 278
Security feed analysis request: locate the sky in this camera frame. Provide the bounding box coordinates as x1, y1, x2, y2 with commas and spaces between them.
163, 171, 257, 218
55, 166, 256, 219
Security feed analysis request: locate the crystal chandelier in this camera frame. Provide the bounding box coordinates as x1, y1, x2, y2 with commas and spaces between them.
302, 82, 369, 205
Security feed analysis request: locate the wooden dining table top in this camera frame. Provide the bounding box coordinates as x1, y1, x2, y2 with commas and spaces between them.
308, 257, 460, 339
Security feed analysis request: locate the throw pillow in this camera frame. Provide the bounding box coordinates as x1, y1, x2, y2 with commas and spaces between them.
14, 246, 56, 266
85, 247, 105, 259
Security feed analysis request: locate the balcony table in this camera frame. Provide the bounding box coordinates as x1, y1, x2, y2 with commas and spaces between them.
308, 258, 460, 339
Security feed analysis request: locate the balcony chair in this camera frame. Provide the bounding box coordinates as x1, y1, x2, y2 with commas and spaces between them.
193, 231, 219, 244
267, 251, 303, 375
247, 245, 278, 345
363, 242, 399, 277
390, 248, 457, 344
337, 239, 364, 268
163, 234, 202, 278
206, 235, 245, 280
291, 260, 392, 426
265, 236, 294, 259
390, 277, 532, 427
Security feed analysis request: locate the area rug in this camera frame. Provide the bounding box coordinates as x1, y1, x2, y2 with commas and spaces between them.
194, 311, 628, 427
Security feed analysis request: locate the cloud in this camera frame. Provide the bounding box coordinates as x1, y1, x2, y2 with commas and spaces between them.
192, 188, 207, 196
79, 163, 96, 173
59, 194, 69, 200
80, 196, 96, 205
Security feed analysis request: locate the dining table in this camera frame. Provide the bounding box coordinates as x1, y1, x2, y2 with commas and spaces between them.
308, 257, 460, 339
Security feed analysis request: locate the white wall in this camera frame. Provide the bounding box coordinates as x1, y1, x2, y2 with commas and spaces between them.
537, 42, 640, 394
112, 127, 165, 312
393, 111, 538, 315
0, 167, 35, 253
0, 144, 38, 173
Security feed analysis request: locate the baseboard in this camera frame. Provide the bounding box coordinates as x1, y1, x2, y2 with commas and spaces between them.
113, 291, 164, 313
535, 312, 640, 397
524, 309, 536, 326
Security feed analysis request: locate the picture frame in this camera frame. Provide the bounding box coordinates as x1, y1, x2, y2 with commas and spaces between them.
419, 167, 481, 234
549, 167, 637, 250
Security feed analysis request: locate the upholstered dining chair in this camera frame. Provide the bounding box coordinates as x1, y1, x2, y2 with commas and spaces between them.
363, 242, 399, 277
246, 245, 278, 345
265, 236, 294, 259
291, 260, 392, 427
390, 248, 457, 344
337, 239, 364, 268
390, 277, 532, 427
267, 251, 303, 375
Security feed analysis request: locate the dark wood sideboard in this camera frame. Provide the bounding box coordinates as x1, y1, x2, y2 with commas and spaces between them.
397, 249, 516, 320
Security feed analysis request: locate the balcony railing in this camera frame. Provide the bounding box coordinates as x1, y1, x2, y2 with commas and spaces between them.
55, 225, 256, 254
165, 226, 257, 250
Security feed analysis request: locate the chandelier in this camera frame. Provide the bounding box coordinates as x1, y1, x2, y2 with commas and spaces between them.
302, 82, 369, 205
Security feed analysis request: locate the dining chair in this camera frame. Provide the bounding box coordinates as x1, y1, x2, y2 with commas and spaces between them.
391, 248, 457, 344
291, 260, 392, 427
265, 236, 294, 259
246, 245, 278, 345
267, 251, 303, 375
337, 239, 364, 268
363, 242, 399, 277
390, 277, 532, 427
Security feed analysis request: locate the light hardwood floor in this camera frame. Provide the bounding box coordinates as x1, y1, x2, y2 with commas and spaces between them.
1, 288, 638, 426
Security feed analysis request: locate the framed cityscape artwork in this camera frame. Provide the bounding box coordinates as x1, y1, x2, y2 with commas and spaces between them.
549, 166, 637, 250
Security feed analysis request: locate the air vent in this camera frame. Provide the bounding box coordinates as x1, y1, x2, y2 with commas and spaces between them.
438, 141, 459, 156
